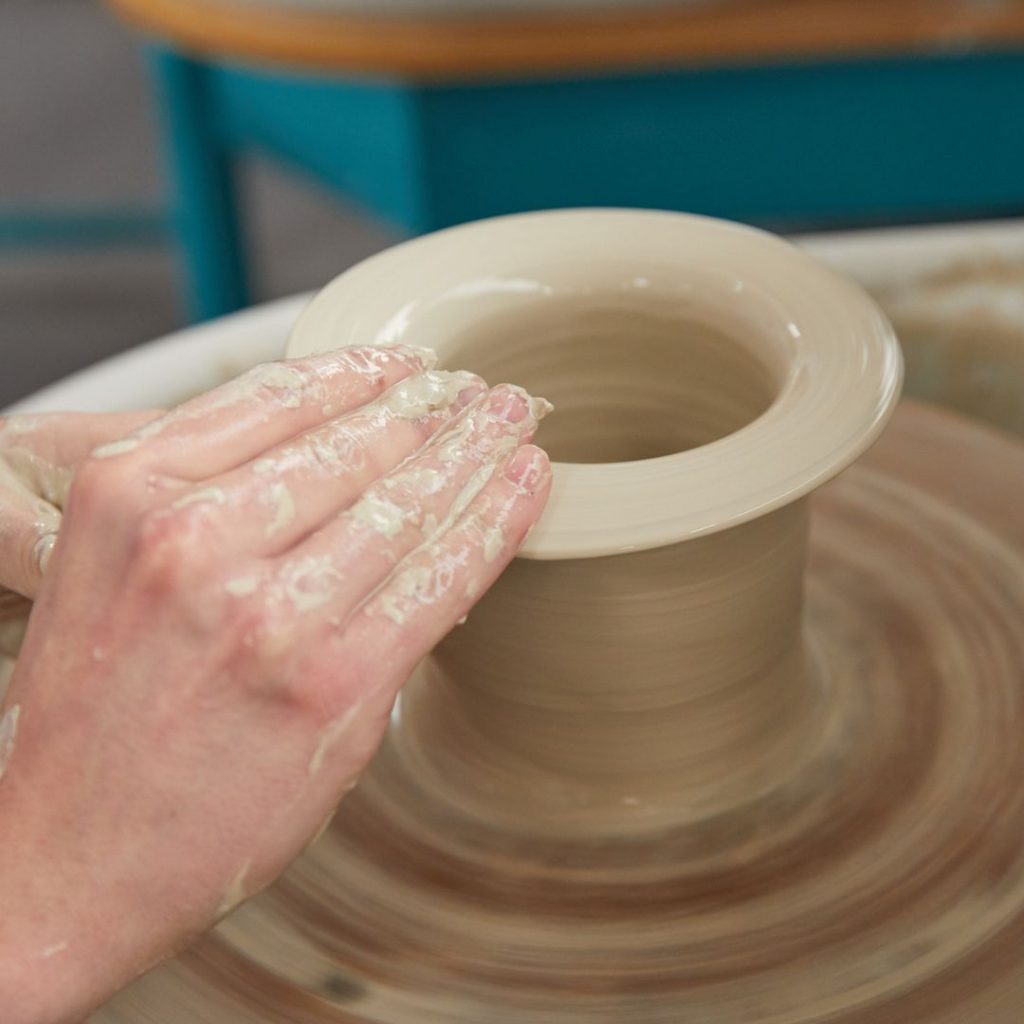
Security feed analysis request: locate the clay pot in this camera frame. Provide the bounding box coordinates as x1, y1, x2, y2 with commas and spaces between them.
287, 210, 903, 832
103, 211, 1024, 1022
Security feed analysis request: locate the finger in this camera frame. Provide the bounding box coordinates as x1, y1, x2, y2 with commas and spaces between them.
0, 412, 161, 598
340, 443, 551, 683
0, 412, 161, 465
246, 386, 547, 615
89, 346, 436, 479
162, 370, 487, 558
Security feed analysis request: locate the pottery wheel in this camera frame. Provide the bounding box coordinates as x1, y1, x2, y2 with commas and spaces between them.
97, 399, 1024, 1024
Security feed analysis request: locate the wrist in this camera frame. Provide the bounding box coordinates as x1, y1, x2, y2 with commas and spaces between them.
0, 772, 132, 1023
0, 949, 62, 1024
0, 807, 87, 1023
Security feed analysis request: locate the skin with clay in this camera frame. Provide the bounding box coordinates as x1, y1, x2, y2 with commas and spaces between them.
0, 345, 552, 1023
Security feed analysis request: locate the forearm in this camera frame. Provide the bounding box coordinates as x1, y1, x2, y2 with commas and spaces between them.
0, 775, 104, 1023
0, 862, 86, 1020
0, 936, 79, 1024
0, 769, 159, 1024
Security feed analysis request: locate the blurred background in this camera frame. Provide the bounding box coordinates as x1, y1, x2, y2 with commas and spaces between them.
1, 0, 398, 406
4, 0, 1024, 416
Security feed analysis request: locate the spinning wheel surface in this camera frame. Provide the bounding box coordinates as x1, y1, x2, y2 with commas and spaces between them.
97, 401, 1024, 1023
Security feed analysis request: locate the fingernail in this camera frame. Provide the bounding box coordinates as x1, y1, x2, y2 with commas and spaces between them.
504, 446, 551, 491
487, 385, 530, 424
34, 532, 57, 575
530, 396, 554, 420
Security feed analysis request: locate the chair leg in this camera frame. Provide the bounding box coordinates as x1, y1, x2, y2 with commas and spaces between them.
148, 48, 251, 321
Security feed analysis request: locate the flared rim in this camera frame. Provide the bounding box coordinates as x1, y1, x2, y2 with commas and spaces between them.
288, 209, 903, 559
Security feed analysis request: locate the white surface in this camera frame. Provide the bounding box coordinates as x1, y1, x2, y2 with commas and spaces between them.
797, 218, 1024, 292
4, 295, 310, 416
8, 217, 1024, 421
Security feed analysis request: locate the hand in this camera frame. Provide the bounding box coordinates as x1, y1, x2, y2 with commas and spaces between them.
0, 411, 159, 660
0, 346, 552, 1023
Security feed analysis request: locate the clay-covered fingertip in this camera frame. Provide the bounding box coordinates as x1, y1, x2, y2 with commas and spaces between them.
529, 396, 554, 420
504, 444, 552, 492
492, 385, 553, 425
394, 345, 440, 371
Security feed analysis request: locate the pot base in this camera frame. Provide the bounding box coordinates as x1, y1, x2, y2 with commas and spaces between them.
98, 400, 1024, 1024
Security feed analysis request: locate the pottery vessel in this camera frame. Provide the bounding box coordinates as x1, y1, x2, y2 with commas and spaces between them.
287, 209, 902, 833
96, 211, 1024, 1022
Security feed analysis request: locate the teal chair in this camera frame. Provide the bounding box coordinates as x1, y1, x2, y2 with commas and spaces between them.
110, 0, 1024, 320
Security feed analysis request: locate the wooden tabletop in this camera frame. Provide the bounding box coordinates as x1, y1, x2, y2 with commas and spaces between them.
107, 0, 1024, 80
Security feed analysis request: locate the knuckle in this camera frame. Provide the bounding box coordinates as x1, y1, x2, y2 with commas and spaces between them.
336, 347, 389, 385
460, 513, 490, 547
305, 430, 354, 473
234, 592, 296, 664
412, 421, 444, 457
220, 590, 272, 651
273, 671, 328, 719
67, 458, 136, 520
130, 505, 215, 593
225, 596, 346, 719
247, 359, 319, 409
247, 639, 330, 719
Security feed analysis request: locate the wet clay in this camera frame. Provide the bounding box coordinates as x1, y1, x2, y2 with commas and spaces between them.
0, 431, 71, 660
94, 212, 1024, 1023
0, 443, 69, 554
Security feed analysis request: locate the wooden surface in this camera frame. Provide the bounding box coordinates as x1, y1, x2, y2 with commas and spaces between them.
107, 0, 1024, 79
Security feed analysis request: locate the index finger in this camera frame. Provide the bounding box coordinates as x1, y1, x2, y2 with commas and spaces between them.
90, 345, 437, 480
0, 412, 161, 478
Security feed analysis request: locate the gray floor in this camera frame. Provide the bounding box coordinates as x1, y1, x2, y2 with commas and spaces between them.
0, 0, 401, 407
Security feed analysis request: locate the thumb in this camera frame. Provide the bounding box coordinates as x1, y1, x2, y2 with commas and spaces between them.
0, 410, 160, 599
0, 463, 61, 600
